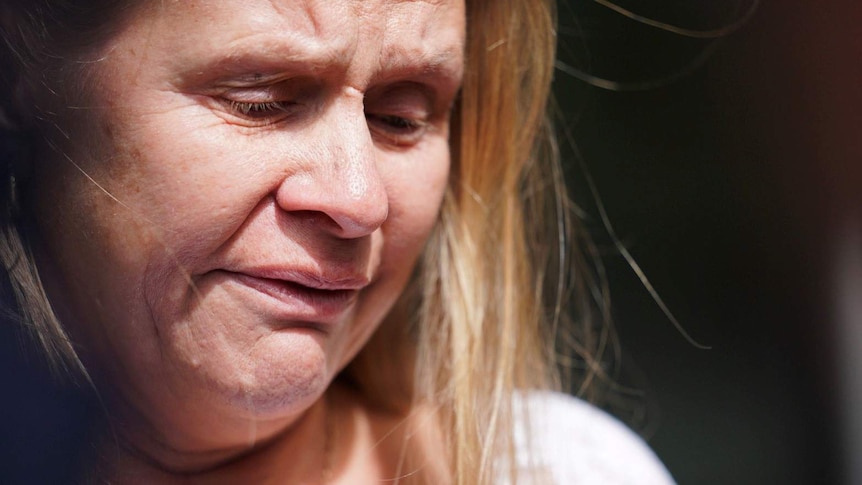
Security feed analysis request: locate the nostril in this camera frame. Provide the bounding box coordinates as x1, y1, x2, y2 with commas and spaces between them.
274, 173, 389, 240
329, 200, 389, 239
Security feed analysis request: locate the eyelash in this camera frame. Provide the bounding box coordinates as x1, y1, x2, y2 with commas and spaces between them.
366, 114, 428, 146
222, 96, 430, 146
227, 100, 293, 118
371, 115, 423, 130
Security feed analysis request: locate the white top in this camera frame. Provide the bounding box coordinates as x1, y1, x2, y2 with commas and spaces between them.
509, 391, 676, 484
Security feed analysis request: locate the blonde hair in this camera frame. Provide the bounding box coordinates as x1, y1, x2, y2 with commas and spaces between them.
2, 1, 605, 484
350, 1, 607, 484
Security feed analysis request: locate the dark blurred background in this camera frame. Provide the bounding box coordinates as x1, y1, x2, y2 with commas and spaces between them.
555, 0, 861, 483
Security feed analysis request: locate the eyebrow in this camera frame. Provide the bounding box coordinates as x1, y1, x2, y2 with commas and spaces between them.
381, 45, 463, 73
373, 40, 465, 92
172, 32, 353, 85
172, 29, 463, 92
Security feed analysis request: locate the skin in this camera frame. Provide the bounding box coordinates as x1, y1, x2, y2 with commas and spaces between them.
30, 0, 464, 482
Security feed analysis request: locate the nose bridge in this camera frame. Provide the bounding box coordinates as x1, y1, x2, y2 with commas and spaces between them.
275, 94, 389, 239
334, 103, 376, 201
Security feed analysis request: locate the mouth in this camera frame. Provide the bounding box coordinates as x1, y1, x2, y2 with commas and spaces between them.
218, 269, 366, 323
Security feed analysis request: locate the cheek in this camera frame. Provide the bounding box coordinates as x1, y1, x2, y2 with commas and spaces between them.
82, 89, 278, 247
110, 121, 267, 235
383, 144, 450, 246
388, 143, 450, 279
334, 145, 449, 362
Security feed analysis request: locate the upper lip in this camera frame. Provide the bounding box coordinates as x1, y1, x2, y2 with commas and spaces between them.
226, 267, 370, 291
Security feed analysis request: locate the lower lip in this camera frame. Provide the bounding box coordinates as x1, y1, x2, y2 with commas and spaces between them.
222, 272, 360, 322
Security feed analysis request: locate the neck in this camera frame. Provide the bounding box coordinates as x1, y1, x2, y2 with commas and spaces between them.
84, 383, 449, 485
87, 393, 331, 484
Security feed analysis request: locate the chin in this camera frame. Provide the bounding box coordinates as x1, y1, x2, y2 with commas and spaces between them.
171, 328, 335, 421
225, 374, 328, 420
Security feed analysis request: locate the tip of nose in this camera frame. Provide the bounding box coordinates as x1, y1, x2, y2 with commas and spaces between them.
330, 201, 389, 239
275, 182, 389, 239
273, 148, 389, 239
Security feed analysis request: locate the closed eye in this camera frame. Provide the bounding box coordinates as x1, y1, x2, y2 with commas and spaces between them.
366, 113, 429, 147
213, 78, 318, 126
228, 100, 295, 118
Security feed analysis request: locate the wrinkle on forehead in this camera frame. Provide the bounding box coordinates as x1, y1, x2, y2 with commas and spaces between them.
378, 1, 464, 69
264, 0, 350, 38
256, 0, 465, 80
344, 0, 456, 17
133, 0, 463, 92
260, 0, 457, 25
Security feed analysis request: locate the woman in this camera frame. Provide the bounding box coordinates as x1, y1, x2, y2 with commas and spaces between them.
0, 0, 673, 483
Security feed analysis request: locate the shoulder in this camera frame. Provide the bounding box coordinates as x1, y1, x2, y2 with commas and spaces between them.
512, 391, 675, 485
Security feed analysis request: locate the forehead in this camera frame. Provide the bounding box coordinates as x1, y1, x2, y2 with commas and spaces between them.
122, 0, 465, 86
146, 0, 457, 25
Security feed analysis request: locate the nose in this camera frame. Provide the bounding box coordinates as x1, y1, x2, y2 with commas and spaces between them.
274, 98, 389, 239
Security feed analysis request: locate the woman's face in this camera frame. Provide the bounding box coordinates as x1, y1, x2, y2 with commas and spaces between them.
33, 0, 464, 441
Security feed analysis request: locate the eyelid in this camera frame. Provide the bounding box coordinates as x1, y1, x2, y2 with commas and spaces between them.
365, 81, 450, 148
210, 78, 321, 125
375, 81, 433, 105
367, 116, 429, 148
214, 76, 320, 101
365, 84, 436, 120
364, 85, 438, 147
221, 86, 280, 101
219, 77, 299, 99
